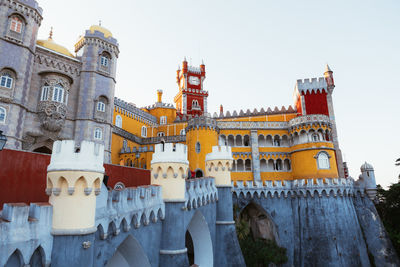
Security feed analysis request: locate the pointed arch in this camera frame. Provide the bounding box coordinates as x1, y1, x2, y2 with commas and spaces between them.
106, 235, 151, 267
5, 249, 24, 267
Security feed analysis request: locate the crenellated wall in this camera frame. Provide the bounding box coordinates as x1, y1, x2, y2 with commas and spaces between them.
0, 203, 53, 267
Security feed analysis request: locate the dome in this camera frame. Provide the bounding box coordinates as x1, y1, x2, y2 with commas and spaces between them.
89, 25, 112, 38
36, 30, 74, 57
360, 162, 374, 171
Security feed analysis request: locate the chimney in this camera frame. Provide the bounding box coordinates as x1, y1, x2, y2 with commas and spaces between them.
157, 90, 163, 103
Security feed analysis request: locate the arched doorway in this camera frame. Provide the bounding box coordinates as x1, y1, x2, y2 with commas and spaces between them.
106, 235, 151, 267
185, 210, 213, 266
195, 169, 203, 178
33, 146, 52, 154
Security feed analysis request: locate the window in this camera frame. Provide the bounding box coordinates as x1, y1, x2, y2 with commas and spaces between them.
192, 100, 200, 109
40, 86, 50, 101
94, 128, 102, 140
100, 56, 109, 67
157, 132, 165, 137
52, 85, 64, 103
0, 107, 6, 123
312, 134, 320, 142
0, 73, 13, 89
160, 116, 167, 125
195, 142, 201, 153
97, 101, 106, 112
10, 17, 23, 33
317, 152, 330, 169
180, 129, 186, 135
115, 115, 122, 128
141, 126, 147, 137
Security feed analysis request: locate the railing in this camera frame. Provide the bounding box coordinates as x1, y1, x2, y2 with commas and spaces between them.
288, 114, 330, 128
142, 135, 186, 144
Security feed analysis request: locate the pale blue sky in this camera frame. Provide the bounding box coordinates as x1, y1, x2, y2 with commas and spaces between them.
37, 0, 400, 187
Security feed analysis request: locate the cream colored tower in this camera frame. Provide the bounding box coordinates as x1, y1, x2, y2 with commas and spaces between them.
205, 146, 233, 186
151, 143, 189, 201
46, 140, 104, 234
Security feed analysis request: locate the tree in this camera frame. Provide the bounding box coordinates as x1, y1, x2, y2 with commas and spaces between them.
375, 181, 400, 256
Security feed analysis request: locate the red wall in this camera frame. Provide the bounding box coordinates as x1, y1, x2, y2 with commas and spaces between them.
0, 149, 150, 207
303, 91, 329, 116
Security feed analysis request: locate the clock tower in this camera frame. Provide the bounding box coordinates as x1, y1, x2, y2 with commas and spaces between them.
174, 58, 208, 117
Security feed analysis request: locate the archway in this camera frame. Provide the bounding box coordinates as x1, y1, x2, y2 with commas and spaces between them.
239, 202, 279, 242
185, 210, 213, 266
33, 146, 52, 154
5, 249, 24, 267
195, 169, 203, 178
106, 235, 151, 267
30, 246, 45, 267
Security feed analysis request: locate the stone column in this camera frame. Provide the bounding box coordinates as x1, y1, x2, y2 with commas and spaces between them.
47, 140, 104, 266
205, 146, 245, 266
250, 130, 261, 184
151, 143, 190, 266
327, 91, 345, 178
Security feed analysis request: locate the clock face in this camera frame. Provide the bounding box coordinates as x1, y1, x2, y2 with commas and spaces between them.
188, 76, 200, 86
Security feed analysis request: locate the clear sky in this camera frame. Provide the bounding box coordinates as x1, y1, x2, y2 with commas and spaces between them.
37, 0, 400, 187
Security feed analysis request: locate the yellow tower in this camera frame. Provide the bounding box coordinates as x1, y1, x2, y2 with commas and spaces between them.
46, 140, 104, 234
150, 143, 189, 201
186, 116, 219, 177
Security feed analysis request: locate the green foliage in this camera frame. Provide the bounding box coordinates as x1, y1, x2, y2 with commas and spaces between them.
375, 182, 400, 256
239, 235, 287, 267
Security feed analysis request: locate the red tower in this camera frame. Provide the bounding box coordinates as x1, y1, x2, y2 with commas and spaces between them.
294, 64, 335, 116
174, 58, 208, 117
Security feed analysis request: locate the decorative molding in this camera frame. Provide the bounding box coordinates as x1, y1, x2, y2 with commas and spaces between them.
218, 121, 288, 130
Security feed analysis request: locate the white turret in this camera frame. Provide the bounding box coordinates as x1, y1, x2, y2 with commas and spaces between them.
205, 146, 233, 186
151, 143, 189, 201
358, 162, 377, 200
46, 140, 104, 234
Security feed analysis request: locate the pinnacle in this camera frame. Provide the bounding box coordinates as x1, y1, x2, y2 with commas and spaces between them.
325, 63, 332, 73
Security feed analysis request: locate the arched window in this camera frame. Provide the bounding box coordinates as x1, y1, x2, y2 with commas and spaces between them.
157, 132, 165, 137
160, 116, 167, 125
52, 85, 64, 103
99, 51, 111, 72
40, 86, 50, 101
317, 152, 330, 169
10, 16, 23, 33
97, 101, 106, 112
273, 135, 281, 146
180, 129, 186, 136
195, 142, 201, 153
245, 159, 252, 171
312, 134, 320, 142
115, 115, 122, 128
94, 128, 102, 140
0, 73, 13, 89
141, 126, 147, 137
0, 107, 6, 123
275, 159, 283, 171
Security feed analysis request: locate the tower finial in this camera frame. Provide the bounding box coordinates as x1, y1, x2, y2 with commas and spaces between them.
325, 63, 332, 73
48, 27, 53, 40
183, 56, 187, 62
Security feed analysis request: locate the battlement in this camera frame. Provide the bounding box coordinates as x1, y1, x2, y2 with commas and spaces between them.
151, 143, 188, 164
295, 77, 328, 94
187, 65, 202, 74
213, 105, 296, 119
0, 203, 52, 266
95, 185, 165, 238
114, 97, 158, 124
47, 140, 104, 173
232, 178, 363, 198
187, 116, 219, 132
288, 114, 331, 129
206, 146, 233, 162
185, 178, 218, 210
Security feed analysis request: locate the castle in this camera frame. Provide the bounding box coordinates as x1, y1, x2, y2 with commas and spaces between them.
0, 0, 399, 266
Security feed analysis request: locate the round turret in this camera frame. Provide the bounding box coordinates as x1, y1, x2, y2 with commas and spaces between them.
186, 116, 219, 177
46, 140, 104, 235
359, 162, 376, 200
151, 143, 189, 201
360, 162, 374, 172
205, 146, 233, 186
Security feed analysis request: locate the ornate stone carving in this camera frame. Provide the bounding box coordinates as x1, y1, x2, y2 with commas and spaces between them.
37, 75, 69, 132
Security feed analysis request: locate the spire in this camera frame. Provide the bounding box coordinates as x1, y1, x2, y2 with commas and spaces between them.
183, 56, 187, 62
48, 27, 53, 40
201, 59, 205, 65
325, 63, 332, 73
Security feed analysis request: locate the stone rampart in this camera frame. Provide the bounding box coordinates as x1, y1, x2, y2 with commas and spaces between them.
95, 184, 165, 239
0, 203, 52, 266
185, 178, 218, 210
